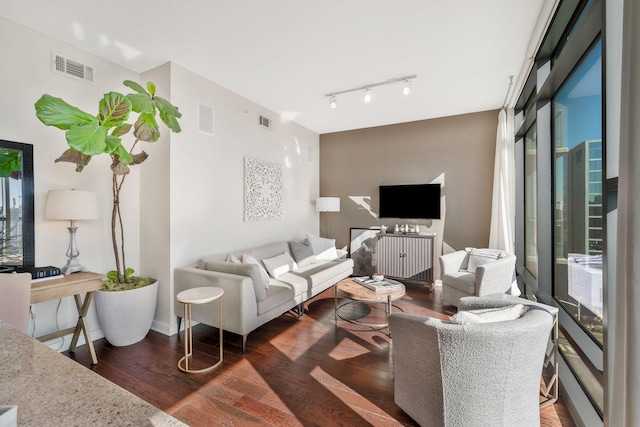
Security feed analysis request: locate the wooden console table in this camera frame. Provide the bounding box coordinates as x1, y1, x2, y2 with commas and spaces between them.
30, 271, 103, 364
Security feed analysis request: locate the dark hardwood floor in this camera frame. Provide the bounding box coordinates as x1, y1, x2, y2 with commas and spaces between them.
65, 284, 576, 426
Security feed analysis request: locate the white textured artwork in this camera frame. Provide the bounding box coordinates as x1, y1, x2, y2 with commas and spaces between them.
244, 157, 283, 221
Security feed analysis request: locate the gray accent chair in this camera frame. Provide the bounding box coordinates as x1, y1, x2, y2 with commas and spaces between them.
389, 297, 553, 427
440, 250, 516, 307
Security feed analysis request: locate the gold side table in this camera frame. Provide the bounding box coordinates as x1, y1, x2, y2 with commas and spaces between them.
177, 287, 224, 374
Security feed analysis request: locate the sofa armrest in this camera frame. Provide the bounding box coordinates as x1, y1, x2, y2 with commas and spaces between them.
474, 255, 516, 296
174, 265, 259, 336
439, 250, 467, 276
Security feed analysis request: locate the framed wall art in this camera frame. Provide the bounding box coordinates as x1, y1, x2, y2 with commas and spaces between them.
244, 157, 282, 221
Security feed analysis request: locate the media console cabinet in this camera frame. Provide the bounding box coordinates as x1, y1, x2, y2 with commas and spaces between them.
376, 233, 435, 289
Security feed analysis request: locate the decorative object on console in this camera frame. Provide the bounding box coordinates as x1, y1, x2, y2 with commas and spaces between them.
44, 189, 98, 275
35, 80, 182, 346
244, 157, 282, 222
316, 196, 340, 237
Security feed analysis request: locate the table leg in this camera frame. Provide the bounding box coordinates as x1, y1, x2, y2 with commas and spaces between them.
69, 292, 98, 365
334, 284, 338, 322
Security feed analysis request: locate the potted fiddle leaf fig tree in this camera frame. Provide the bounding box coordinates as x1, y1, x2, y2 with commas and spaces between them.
35, 80, 182, 346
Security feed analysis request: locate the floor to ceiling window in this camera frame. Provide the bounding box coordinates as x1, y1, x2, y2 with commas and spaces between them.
553, 40, 603, 345
514, 0, 604, 422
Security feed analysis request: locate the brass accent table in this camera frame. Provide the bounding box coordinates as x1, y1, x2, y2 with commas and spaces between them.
334, 277, 406, 334
177, 287, 224, 374
30, 271, 103, 365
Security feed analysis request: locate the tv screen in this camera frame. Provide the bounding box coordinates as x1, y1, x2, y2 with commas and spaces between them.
379, 184, 441, 219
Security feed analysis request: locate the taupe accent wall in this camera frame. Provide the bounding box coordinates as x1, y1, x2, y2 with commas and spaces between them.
319, 109, 499, 278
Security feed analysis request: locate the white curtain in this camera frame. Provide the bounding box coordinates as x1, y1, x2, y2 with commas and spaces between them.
488, 109, 518, 295
608, 0, 640, 424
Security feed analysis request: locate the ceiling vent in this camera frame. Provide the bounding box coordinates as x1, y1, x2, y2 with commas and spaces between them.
258, 115, 271, 130
52, 53, 95, 83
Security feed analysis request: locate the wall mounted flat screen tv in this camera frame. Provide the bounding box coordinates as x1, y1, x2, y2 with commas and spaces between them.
379, 183, 441, 219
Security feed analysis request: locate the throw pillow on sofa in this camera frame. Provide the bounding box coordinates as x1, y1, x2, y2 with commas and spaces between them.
242, 254, 271, 289
226, 253, 241, 263
288, 239, 317, 267
198, 260, 267, 302
262, 252, 297, 278
449, 304, 527, 325
462, 248, 505, 274
306, 232, 338, 261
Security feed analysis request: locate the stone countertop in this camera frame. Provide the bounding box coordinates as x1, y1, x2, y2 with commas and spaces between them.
0, 321, 187, 427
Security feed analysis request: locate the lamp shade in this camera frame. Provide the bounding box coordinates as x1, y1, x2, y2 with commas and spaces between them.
45, 190, 99, 221
316, 197, 340, 213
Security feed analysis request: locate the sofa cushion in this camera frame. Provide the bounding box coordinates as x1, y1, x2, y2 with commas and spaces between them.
257, 281, 295, 315
262, 252, 297, 278
442, 271, 476, 295
242, 254, 271, 289
449, 304, 528, 325
278, 259, 354, 296
306, 232, 338, 261
198, 260, 267, 302
288, 239, 317, 267
464, 248, 504, 273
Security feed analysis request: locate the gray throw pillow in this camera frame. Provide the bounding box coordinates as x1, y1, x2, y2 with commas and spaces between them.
198, 260, 267, 302
288, 239, 317, 267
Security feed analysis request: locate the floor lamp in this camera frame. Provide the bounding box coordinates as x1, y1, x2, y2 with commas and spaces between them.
316, 197, 340, 237
45, 189, 99, 275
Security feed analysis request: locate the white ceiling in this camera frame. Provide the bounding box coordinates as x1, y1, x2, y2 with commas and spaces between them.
0, 0, 545, 134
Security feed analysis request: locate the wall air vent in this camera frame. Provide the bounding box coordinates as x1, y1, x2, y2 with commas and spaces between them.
258, 115, 271, 129
52, 53, 95, 83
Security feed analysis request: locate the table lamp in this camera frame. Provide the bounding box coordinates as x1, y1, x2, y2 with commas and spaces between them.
45, 189, 98, 275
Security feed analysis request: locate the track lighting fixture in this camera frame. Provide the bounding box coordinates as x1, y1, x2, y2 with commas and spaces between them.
329, 95, 337, 109
402, 79, 411, 95
325, 74, 416, 109
363, 88, 372, 103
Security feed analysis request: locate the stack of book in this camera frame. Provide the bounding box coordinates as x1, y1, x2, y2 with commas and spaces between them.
14, 266, 63, 282
354, 276, 403, 292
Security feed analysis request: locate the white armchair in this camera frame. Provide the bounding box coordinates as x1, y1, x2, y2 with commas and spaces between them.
440, 249, 516, 307
389, 297, 553, 427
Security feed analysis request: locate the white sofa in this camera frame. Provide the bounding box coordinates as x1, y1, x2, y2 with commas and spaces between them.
174, 238, 353, 353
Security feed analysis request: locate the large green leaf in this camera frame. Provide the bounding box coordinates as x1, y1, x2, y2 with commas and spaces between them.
133, 113, 160, 142
126, 93, 155, 114
154, 96, 182, 133
111, 123, 132, 137
35, 95, 96, 130
66, 122, 108, 155
98, 92, 131, 127
123, 80, 147, 94
104, 135, 123, 153
112, 144, 133, 164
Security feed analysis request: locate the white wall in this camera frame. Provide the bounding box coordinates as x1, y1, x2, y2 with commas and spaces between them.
161, 63, 320, 334
0, 17, 320, 346
0, 17, 141, 348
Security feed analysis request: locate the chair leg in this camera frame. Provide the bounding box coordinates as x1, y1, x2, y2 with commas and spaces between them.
177, 316, 182, 333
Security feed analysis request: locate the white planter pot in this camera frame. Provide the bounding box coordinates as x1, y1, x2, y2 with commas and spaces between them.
95, 280, 158, 346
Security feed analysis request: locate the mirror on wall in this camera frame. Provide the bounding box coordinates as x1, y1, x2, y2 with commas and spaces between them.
0, 139, 34, 269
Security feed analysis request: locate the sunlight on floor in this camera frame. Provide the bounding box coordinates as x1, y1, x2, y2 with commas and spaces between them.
328, 337, 370, 361
309, 366, 399, 424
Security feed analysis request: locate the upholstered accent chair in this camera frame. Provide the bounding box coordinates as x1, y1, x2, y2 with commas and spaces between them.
440, 249, 516, 307
0, 272, 32, 333
389, 297, 553, 427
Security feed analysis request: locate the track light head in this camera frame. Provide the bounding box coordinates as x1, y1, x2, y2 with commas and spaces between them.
329, 96, 337, 109
363, 88, 372, 103
402, 80, 411, 95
